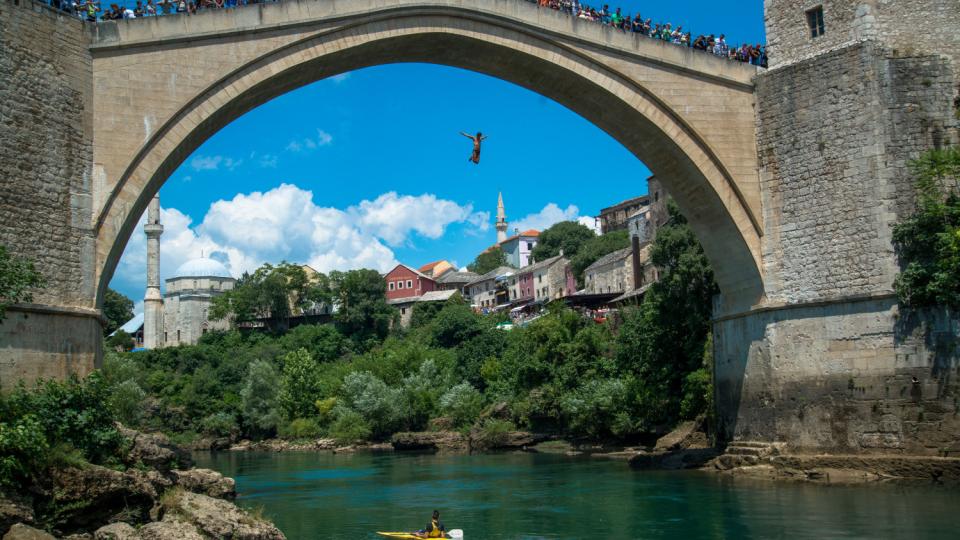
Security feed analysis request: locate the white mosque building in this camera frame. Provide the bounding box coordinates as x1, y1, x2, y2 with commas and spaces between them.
141, 195, 236, 348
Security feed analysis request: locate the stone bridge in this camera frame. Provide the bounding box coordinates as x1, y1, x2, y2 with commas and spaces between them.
1, 0, 958, 454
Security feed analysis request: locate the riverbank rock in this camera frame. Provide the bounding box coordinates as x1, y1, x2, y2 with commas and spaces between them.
715, 454, 960, 485
0, 496, 34, 536
171, 469, 236, 500
137, 517, 205, 540
163, 490, 285, 540
229, 438, 338, 452
629, 447, 719, 470
93, 522, 137, 540
49, 466, 158, 530
470, 430, 550, 451
117, 426, 193, 472
2, 524, 54, 540
654, 419, 710, 452
391, 431, 469, 452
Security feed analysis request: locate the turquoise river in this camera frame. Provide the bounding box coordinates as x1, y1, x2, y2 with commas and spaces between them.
195, 451, 959, 539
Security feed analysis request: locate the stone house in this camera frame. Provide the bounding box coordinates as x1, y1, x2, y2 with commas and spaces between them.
517, 255, 575, 302
584, 244, 656, 296
437, 270, 480, 301
599, 195, 649, 234
388, 289, 460, 327
466, 266, 515, 309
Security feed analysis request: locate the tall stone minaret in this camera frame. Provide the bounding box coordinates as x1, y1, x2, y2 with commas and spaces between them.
496, 192, 508, 244
143, 195, 164, 349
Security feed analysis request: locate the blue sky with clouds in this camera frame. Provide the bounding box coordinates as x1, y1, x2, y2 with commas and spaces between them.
110, 0, 765, 307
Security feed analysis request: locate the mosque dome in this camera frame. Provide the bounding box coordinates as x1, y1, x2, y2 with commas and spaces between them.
171, 257, 233, 279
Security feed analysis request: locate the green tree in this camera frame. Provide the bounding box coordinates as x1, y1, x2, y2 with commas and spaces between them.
102, 288, 134, 335
211, 262, 332, 330
569, 230, 631, 286
278, 348, 323, 420
0, 245, 45, 320
467, 247, 512, 275
241, 360, 282, 437
106, 330, 135, 352
330, 269, 396, 348
615, 200, 718, 429
530, 221, 595, 263
893, 146, 960, 309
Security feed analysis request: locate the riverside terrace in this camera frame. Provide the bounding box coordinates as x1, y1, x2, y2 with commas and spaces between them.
40, 0, 767, 66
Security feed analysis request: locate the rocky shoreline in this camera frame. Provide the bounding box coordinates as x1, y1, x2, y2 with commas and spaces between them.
0, 427, 285, 540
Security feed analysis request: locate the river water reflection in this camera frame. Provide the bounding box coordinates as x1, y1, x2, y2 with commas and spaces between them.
195, 451, 959, 539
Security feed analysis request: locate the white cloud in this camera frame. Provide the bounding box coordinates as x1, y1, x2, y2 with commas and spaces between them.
513, 203, 581, 232
112, 185, 487, 297
352, 192, 489, 246
286, 129, 334, 153
250, 151, 278, 168
190, 155, 242, 171
190, 155, 222, 171
329, 73, 351, 84
578, 216, 601, 234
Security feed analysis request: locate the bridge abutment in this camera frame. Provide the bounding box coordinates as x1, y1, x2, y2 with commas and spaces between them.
715, 1, 960, 453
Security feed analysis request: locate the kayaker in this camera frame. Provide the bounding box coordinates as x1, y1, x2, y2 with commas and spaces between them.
416, 510, 446, 538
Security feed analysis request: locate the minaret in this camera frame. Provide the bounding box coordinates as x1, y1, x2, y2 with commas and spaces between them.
496, 192, 508, 244
143, 195, 164, 349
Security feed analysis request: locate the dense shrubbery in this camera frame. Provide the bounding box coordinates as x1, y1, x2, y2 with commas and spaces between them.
0, 374, 124, 488
893, 146, 960, 309
100, 202, 717, 445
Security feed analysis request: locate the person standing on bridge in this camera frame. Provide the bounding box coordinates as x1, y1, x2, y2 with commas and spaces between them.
460, 131, 487, 165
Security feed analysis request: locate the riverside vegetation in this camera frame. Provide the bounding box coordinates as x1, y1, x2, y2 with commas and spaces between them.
97, 200, 718, 451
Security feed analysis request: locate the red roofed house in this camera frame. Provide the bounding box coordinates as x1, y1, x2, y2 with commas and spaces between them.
385, 264, 438, 301
418, 260, 455, 280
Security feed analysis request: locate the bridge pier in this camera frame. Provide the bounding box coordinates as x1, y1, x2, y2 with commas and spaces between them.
714, 297, 960, 455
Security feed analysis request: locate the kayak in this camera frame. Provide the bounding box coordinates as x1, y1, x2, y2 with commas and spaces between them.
376, 531, 462, 539
376, 534, 443, 539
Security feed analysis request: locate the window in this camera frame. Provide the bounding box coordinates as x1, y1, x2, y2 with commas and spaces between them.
527, 242, 534, 250
407, 280, 413, 289
177, 330, 180, 342
807, 6, 825, 38
401, 308, 407, 315
389, 282, 395, 291
538, 275, 542, 283
397, 281, 403, 289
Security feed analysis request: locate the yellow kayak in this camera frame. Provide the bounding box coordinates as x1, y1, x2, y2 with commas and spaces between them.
376, 534, 445, 539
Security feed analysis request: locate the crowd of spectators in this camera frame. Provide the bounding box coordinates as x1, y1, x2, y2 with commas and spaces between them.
531, 0, 767, 67
42, 0, 276, 21
38, 0, 766, 67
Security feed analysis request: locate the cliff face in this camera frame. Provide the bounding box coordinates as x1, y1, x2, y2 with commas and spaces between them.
0, 428, 285, 539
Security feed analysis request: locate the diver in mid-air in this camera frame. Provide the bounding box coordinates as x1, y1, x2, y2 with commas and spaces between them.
460, 131, 487, 164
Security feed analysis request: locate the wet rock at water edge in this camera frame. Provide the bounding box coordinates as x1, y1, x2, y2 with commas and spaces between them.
391, 431, 469, 452
171, 469, 236, 500
2, 524, 55, 540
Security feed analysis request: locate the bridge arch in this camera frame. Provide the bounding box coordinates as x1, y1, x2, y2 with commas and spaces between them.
91, 2, 764, 313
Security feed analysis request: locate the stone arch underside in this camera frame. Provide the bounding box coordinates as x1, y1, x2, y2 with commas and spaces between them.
93, 12, 764, 313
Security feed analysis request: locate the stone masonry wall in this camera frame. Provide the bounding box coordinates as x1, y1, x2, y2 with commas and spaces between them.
715, 299, 960, 455
0, 0, 98, 389
0, 0, 95, 308
756, 41, 958, 304
764, 0, 960, 73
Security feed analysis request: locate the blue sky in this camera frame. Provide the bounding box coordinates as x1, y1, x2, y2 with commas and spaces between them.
110, 1, 765, 307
